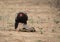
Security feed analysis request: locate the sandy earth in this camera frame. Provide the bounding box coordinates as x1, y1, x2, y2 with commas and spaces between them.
0, 0, 60, 42
0, 30, 60, 42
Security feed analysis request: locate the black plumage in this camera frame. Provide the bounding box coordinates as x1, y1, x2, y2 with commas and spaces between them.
15, 12, 28, 29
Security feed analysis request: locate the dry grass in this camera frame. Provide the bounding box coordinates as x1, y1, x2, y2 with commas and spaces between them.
0, 0, 60, 42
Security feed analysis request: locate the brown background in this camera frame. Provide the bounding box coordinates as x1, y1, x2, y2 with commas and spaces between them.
0, 0, 60, 42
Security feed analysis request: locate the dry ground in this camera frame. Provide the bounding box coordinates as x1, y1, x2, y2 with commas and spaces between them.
0, 30, 60, 42
0, 0, 60, 42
